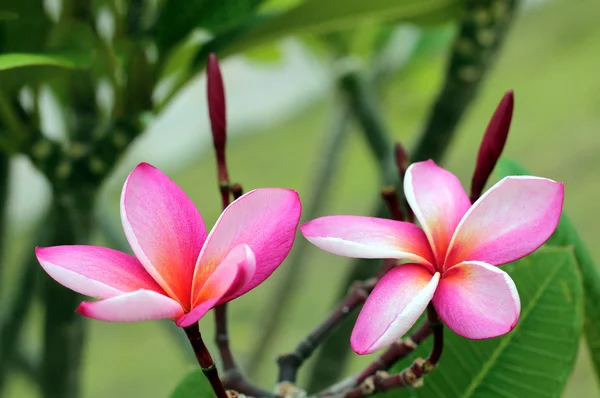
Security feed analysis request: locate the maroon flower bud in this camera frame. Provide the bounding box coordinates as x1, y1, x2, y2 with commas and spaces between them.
394, 142, 409, 180
207, 53, 229, 185
470, 90, 514, 203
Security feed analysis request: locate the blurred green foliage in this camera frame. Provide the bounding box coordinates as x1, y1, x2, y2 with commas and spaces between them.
0, 0, 599, 397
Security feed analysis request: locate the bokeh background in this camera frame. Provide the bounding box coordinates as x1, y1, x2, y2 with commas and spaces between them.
1, 0, 599, 396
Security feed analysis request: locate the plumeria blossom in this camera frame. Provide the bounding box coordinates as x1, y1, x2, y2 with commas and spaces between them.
301, 160, 563, 354
36, 163, 301, 327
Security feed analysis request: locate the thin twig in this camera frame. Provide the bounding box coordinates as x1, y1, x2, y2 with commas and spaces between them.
338, 304, 443, 398
320, 320, 431, 397
183, 324, 228, 398
277, 279, 377, 383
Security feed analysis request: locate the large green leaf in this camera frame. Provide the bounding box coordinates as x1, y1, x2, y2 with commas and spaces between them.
496, 158, 600, 388
155, 0, 265, 54
385, 247, 582, 398
227, 0, 458, 53
0, 52, 90, 71
170, 369, 215, 398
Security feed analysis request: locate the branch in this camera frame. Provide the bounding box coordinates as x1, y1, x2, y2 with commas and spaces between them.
320, 321, 431, 396
277, 279, 377, 384
336, 304, 444, 398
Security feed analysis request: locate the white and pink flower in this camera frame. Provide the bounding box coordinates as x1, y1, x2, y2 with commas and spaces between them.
301, 160, 563, 354
36, 162, 302, 327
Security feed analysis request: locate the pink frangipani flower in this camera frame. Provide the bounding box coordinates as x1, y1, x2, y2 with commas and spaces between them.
301, 160, 563, 354
36, 163, 301, 327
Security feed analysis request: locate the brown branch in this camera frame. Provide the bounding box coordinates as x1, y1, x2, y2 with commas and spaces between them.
276, 279, 377, 383
183, 324, 228, 398
319, 320, 431, 397
336, 304, 444, 398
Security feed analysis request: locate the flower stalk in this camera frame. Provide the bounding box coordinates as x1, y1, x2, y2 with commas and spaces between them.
183, 323, 228, 398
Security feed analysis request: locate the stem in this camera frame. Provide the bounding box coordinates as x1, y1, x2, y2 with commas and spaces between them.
425, 304, 443, 366
247, 104, 351, 375
380, 187, 403, 222
277, 279, 376, 383
183, 323, 228, 398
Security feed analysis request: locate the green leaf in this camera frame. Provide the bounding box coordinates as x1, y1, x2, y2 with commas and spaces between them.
155, 0, 265, 54
170, 369, 215, 398
496, 158, 600, 389
0, 52, 91, 71
0, 11, 18, 20
385, 247, 582, 398
227, 0, 458, 53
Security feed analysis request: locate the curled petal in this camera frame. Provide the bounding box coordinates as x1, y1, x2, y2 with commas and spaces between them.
433, 261, 520, 339
192, 188, 301, 300
445, 176, 564, 267
35, 245, 163, 299
121, 163, 207, 308
301, 216, 434, 270
180, 245, 255, 327
351, 264, 439, 354
405, 160, 471, 264
77, 290, 184, 323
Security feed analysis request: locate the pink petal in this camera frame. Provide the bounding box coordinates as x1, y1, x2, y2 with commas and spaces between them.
433, 261, 520, 339
77, 290, 184, 322
191, 188, 301, 300
121, 163, 207, 309
301, 216, 435, 270
445, 176, 564, 267
179, 245, 255, 327
351, 264, 439, 355
35, 245, 164, 299
404, 160, 471, 264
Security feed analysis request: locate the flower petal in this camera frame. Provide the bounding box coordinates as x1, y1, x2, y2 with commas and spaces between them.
404, 160, 471, 264
433, 261, 520, 339
445, 176, 564, 267
351, 264, 439, 354
301, 216, 435, 269
121, 163, 207, 308
179, 245, 255, 327
192, 188, 300, 300
77, 290, 184, 322
35, 245, 164, 299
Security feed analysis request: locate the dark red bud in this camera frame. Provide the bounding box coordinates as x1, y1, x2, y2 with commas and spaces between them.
470, 90, 514, 203
394, 142, 409, 179
207, 53, 229, 184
